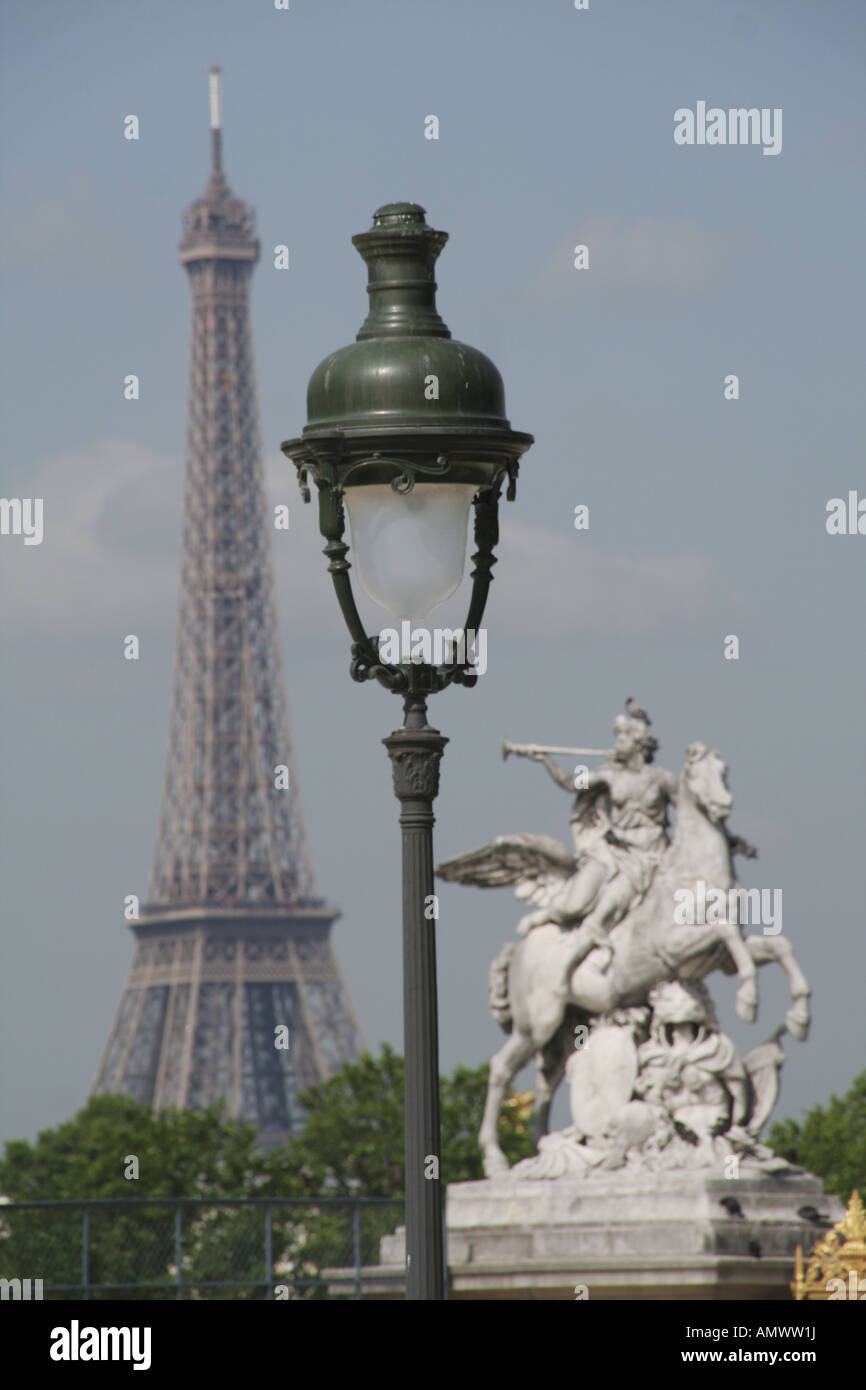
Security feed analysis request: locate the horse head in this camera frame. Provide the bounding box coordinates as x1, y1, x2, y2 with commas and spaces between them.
680, 742, 733, 825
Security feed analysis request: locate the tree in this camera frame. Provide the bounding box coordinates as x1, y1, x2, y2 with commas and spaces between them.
767, 1070, 866, 1204
264, 1046, 535, 1294
0, 1093, 273, 1202
273, 1044, 534, 1196
0, 1095, 285, 1299
0, 1053, 534, 1297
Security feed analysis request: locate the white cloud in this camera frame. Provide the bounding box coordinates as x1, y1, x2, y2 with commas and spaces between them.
1, 440, 181, 633
1, 172, 132, 275
0, 442, 339, 637
526, 216, 733, 307
492, 519, 718, 635
1, 444, 720, 641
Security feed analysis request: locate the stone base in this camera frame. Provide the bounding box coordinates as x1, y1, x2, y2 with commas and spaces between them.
366, 1170, 843, 1300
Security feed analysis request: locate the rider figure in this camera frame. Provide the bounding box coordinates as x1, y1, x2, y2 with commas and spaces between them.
516, 704, 678, 977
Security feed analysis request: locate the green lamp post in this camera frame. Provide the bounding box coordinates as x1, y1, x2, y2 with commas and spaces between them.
282, 202, 532, 1301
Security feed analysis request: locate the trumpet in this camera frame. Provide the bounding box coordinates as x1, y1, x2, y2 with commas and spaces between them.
502, 740, 612, 761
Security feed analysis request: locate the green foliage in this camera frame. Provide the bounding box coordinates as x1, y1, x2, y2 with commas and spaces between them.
274, 1044, 535, 1197
0, 1051, 534, 1297
767, 1070, 866, 1205
274, 1045, 404, 1198
264, 1046, 534, 1297
0, 1095, 286, 1299
0, 1093, 273, 1201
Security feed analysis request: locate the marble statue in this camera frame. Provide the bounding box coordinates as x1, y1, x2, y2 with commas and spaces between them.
437, 701, 812, 1179
511, 980, 791, 1178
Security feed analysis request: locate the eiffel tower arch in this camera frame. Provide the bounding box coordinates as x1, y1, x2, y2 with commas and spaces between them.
92, 71, 363, 1147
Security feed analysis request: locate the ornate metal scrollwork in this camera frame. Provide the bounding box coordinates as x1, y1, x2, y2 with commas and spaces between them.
350, 639, 408, 691
287, 439, 525, 696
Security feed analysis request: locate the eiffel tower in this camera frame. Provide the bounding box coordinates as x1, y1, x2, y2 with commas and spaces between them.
93, 70, 363, 1146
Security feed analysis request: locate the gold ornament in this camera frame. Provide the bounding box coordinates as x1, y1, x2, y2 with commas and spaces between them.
792, 1190, 866, 1300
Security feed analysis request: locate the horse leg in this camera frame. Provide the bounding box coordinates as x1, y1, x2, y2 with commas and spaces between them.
744, 934, 811, 1040
533, 1027, 569, 1145
480, 1029, 537, 1178
715, 921, 759, 1021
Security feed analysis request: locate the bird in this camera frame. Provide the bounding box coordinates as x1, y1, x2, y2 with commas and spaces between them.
797, 1205, 828, 1225
625, 697, 650, 723
719, 1195, 744, 1218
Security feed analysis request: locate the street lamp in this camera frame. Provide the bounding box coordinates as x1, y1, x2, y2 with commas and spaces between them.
281, 202, 532, 1301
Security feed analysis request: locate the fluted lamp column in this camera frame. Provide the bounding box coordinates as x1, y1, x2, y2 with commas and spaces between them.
281, 203, 533, 1299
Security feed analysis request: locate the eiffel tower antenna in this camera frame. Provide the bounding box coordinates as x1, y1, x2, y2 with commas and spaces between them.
93, 71, 363, 1144
209, 65, 222, 172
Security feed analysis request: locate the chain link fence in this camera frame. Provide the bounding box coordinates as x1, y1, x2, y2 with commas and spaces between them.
0, 1198, 404, 1300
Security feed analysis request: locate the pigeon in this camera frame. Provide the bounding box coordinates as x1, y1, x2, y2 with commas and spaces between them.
625, 697, 650, 724
719, 1195, 744, 1218
797, 1205, 828, 1225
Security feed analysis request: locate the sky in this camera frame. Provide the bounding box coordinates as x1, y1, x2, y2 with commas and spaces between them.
1, 0, 864, 1151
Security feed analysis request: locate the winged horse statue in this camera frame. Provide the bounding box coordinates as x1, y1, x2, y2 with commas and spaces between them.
437, 721, 811, 1178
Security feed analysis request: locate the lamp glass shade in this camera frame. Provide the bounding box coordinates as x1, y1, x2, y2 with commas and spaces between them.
344, 481, 476, 620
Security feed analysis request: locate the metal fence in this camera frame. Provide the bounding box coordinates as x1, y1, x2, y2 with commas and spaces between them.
0, 1197, 405, 1300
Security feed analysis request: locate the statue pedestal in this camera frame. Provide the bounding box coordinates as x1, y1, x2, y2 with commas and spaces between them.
370, 1170, 843, 1300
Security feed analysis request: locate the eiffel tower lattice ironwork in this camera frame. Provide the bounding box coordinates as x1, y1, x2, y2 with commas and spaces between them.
93, 70, 363, 1145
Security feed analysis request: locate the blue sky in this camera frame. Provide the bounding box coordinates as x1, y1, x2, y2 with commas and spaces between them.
1, 0, 864, 1147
